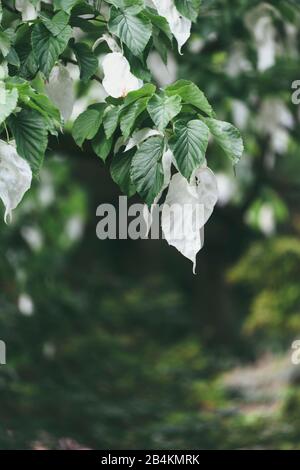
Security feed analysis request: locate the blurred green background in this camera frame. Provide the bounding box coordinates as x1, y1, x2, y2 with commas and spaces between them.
1, 0, 300, 450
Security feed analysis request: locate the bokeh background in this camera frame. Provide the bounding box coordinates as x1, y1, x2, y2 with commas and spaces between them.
1, 0, 300, 449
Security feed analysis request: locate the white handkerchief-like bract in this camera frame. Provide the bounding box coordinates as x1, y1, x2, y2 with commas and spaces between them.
93, 34, 122, 53
45, 64, 75, 122
15, 0, 39, 21
151, 0, 191, 53
162, 167, 218, 273
0, 140, 32, 223
102, 52, 143, 98
245, 4, 278, 72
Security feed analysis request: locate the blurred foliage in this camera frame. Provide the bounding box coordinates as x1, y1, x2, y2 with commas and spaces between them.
1, 0, 300, 450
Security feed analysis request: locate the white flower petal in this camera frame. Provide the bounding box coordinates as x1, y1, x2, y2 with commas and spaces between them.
0, 140, 32, 223
152, 0, 191, 53
102, 52, 143, 98
15, 0, 39, 21
125, 128, 162, 152
45, 64, 74, 122
161, 167, 218, 273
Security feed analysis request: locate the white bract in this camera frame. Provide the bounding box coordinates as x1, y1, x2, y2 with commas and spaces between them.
15, 0, 40, 21
151, 0, 191, 53
161, 167, 218, 273
245, 4, 278, 72
93, 34, 122, 53
0, 140, 32, 223
45, 64, 75, 122
102, 52, 143, 98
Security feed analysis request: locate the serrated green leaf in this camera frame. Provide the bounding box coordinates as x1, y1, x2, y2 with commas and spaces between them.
169, 119, 209, 181
203, 117, 244, 165
0, 88, 18, 125
103, 105, 122, 139
147, 93, 182, 130
92, 128, 113, 162
32, 23, 72, 78
41, 11, 70, 37
106, 0, 144, 14
108, 7, 152, 57
53, 0, 79, 12
8, 109, 48, 174
124, 83, 156, 106
165, 80, 213, 117
120, 97, 148, 139
130, 135, 164, 205
174, 0, 201, 22
72, 104, 106, 147
111, 149, 136, 197
72, 42, 98, 82
144, 9, 172, 42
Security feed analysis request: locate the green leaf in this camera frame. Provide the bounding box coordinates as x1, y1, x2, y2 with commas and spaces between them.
106, 0, 144, 14
41, 11, 70, 36
31, 23, 72, 78
124, 83, 156, 106
6, 48, 20, 67
130, 135, 165, 206
18, 87, 61, 131
53, 0, 79, 12
103, 106, 122, 139
15, 25, 38, 79
169, 119, 209, 181
111, 149, 136, 197
120, 97, 149, 139
0, 30, 11, 57
92, 128, 113, 162
72, 42, 98, 82
165, 80, 213, 117
72, 104, 106, 147
147, 93, 182, 130
8, 109, 48, 174
0, 88, 18, 125
174, 0, 201, 22
108, 7, 152, 57
203, 117, 244, 165
144, 10, 172, 42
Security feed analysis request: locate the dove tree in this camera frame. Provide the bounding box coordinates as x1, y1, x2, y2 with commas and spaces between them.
0, 0, 243, 270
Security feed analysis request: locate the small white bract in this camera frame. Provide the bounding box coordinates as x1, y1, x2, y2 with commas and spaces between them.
45, 64, 75, 122
15, 0, 40, 21
0, 140, 32, 223
102, 52, 143, 98
151, 0, 191, 53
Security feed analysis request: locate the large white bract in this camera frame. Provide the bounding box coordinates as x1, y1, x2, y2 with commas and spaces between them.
102, 52, 143, 98
0, 140, 32, 223
151, 0, 191, 53
162, 166, 218, 273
